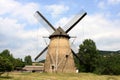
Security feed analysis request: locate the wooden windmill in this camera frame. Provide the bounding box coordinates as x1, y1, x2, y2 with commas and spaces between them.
34, 10, 87, 73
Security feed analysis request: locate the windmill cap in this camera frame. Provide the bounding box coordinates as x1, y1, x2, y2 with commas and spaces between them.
49, 27, 70, 39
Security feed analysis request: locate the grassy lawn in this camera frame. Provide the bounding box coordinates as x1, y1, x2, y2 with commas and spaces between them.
0, 72, 120, 80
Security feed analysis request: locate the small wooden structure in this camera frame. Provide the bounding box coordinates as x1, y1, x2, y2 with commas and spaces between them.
23, 65, 44, 72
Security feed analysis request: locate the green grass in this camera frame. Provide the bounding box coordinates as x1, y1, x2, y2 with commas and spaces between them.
0, 72, 120, 80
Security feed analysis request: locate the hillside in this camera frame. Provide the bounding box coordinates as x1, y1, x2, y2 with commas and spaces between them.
99, 50, 120, 55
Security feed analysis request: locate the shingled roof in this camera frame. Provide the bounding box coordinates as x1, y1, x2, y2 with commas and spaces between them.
49, 27, 70, 39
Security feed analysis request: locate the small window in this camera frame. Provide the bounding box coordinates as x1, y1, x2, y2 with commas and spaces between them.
52, 65, 54, 69
66, 55, 69, 58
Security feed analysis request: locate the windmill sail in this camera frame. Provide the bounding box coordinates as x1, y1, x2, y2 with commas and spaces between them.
64, 10, 87, 33
35, 46, 48, 61
34, 11, 56, 33
71, 49, 84, 64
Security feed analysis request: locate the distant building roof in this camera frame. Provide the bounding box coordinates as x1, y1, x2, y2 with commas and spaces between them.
23, 65, 44, 71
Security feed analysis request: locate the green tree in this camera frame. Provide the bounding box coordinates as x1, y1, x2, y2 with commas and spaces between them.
0, 49, 25, 71
0, 49, 15, 68
24, 55, 32, 65
14, 58, 25, 70
0, 56, 13, 76
0, 49, 11, 58
96, 54, 120, 75
78, 39, 99, 72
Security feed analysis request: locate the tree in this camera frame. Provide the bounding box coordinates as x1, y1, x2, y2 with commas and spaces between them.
78, 39, 99, 72
96, 54, 120, 75
24, 55, 32, 65
0, 49, 11, 58
0, 50, 14, 76
0, 49, 15, 68
0, 49, 25, 72
0, 56, 13, 76
14, 58, 25, 70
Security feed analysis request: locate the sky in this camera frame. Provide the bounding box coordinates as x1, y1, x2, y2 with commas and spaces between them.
0, 0, 120, 61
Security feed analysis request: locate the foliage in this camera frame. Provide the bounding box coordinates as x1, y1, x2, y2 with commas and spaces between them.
76, 39, 120, 75
77, 39, 99, 72
0, 49, 25, 74
24, 55, 32, 65
14, 58, 25, 70
0, 49, 11, 57
39, 60, 45, 63
0, 56, 13, 76
95, 54, 120, 75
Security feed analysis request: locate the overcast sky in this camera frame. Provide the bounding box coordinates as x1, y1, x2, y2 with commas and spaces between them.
0, 0, 120, 60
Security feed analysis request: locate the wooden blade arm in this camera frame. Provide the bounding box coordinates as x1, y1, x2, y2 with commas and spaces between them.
34, 46, 48, 61
71, 49, 84, 64
65, 11, 87, 33
35, 11, 56, 33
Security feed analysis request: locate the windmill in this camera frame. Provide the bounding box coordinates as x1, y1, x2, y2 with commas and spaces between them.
34, 10, 87, 73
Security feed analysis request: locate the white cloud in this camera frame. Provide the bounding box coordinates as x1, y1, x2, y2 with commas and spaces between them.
55, 17, 71, 27
98, 1, 105, 9
0, 0, 39, 24
98, 0, 120, 9
117, 12, 120, 16
45, 4, 69, 17
12, 2, 39, 24
108, 0, 120, 5
0, 0, 19, 15
0, 17, 24, 36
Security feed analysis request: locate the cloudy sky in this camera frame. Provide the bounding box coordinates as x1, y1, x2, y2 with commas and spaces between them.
0, 0, 120, 60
